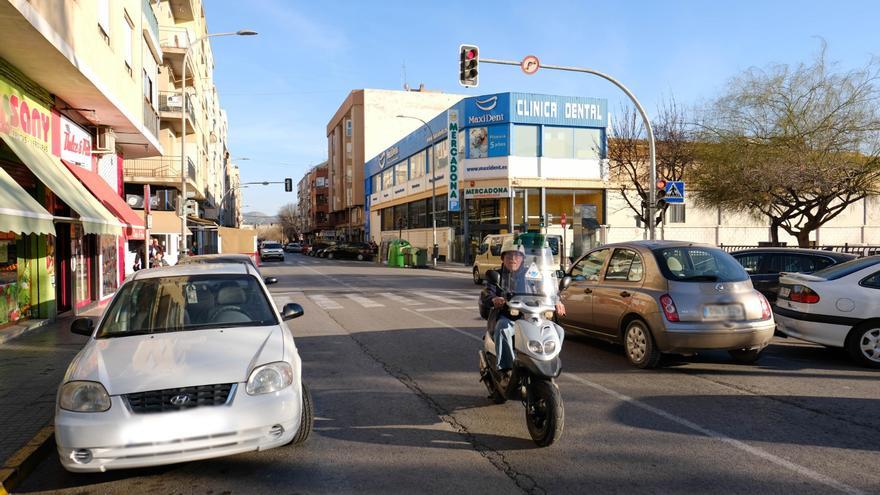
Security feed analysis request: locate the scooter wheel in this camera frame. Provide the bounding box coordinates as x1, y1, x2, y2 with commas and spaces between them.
526, 379, 564, 447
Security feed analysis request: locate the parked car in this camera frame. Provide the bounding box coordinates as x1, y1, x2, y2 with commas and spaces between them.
473, 233, 563, 285
307, 242, 334, 257
773, 256, 880, 368
284, 243, 302, 253
324, 242, 375, 261
557, 241, 775, 368
260, 242, 285, 262
56, 262, 313, 472
731, 248, 856, 302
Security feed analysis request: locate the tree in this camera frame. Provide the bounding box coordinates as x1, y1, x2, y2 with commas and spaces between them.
692, 44, 880, 247
607, 99, 698, 228
277, 203, 299, 243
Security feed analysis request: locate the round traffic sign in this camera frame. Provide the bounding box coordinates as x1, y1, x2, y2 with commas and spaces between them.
521, 55, 540, 75
561, 212, 567, 227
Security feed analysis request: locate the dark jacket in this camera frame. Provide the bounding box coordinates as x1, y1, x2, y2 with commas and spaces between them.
481, 266, 529, 321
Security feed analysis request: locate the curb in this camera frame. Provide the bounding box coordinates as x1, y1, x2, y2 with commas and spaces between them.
0, 425, 55, 495
0, 319, 51, 346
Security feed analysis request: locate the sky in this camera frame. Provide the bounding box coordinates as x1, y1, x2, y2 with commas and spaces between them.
205, 0, 880, 215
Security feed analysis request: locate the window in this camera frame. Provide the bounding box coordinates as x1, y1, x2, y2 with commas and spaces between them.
434, 139, 449, 169
542, 126, 573, 158
605, 249, 638, 281
733, 254, 765, 274
768, 254, 833, 274
513, 124, 539, 157
122, 12, 134, 74
97, 0, 110, 42
573, 128, 602, 159
570, 249, 609, 281
653, 247, 749, 282
668, 204, 686, 223
393, 160, 408, 185
372, 174, 381, 192
860, 271, 880, 289
410, 151, 426, 179
382, 168, 393, 190
489, 238, 503, 257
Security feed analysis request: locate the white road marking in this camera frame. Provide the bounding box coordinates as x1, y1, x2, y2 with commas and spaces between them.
400, 307, 865, 495
415, 306, 469, 312
379, 292, 424, 306
436, 290, 479, 302
309, 294, 343, 310
346, 294, 384, 308
420, 292, 464, 305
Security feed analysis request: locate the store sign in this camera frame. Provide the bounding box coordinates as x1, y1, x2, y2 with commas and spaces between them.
511, 93, 607, 127
465, 93, 509, 126
61, 116, 92, 168
463, 186, 511, 199
0, 76, 54, 152
447, 109, 460, 212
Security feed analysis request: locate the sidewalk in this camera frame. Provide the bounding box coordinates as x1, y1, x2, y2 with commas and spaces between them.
0, 307, 102, 491
431, 261, 473, 275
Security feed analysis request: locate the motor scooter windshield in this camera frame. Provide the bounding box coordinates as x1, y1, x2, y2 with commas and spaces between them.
506, 251, 559, 303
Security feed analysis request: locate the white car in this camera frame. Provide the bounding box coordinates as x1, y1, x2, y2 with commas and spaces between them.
56, 263, 312, 472
773, 256, 880, 368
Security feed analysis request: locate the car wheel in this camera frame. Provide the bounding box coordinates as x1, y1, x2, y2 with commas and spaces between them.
728, 348, 762, 364
845, 324, 880, 368
327, 252, 334, 259
289, 383, 313, 446
473, 268, 483, 285
357, 253, 364, 261
624, 319, 661, 369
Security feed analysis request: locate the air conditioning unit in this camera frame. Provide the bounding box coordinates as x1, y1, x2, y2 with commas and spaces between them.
93, 126, 116, 154
125, 194, 145, 209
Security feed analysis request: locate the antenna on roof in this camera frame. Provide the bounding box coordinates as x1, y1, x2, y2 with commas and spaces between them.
401, 62, 408, 90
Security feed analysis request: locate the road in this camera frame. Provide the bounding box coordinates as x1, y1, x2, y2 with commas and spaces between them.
16, 254, 880, 494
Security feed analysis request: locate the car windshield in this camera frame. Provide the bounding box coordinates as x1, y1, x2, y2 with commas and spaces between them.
653, 246, 749, 282
264, 243, 282, 249
96, 274, 278, 338
812, 256, 880, 280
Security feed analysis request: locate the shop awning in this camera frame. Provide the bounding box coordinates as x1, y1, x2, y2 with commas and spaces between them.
0, 166, 55, 235
62, 161, 145, 240
0, 135, 121, 236
139, 210, 191, 235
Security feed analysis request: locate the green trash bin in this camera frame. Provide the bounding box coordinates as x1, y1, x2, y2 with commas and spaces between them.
387, 240, 409, 267
402, 246, 415, 267
414, 248, 428, 268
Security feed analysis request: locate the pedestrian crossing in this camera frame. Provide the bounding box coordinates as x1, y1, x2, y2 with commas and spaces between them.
272, 290, 478, 311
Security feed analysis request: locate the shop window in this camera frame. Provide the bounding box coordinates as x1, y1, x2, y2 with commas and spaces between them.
513, 125, 539, 157
382, 168, 394, 190
574, 128, 602, 159
668, 204, 686, 223
372, 174, 381, 192
410, 152, 426, 179
101, 236, 119, 297
434, 139, 449, 170
394, 160, 408, 185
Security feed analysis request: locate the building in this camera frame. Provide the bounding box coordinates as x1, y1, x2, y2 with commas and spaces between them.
366, 92, 610, 264
297, 161, 330, 242
0, 0, 162, 322
326, 89, 465, 242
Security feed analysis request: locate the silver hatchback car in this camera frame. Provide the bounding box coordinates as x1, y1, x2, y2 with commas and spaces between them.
558, 241, 775, 368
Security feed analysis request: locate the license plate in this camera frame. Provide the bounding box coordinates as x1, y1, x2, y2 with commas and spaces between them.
778, 287, 791, 299
703, 304, 745, 321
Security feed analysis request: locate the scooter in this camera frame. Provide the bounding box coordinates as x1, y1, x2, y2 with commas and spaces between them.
479, 269, 571, 447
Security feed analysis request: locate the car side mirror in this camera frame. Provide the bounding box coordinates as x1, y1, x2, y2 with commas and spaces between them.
486, 269, 500, 287
281, 303, 304, 321
559, 276, 572, 291
264, 277, 279, 285
71, 317, 94, 336
556, 269, 565, 279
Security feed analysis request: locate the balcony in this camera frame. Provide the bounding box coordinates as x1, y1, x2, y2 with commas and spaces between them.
143, 99, 159, 140
123, 155, 203, 200
167, 0, 196, 22
142, 0, 162, 62
159, 26, 194, 80
158, 91, 196, 134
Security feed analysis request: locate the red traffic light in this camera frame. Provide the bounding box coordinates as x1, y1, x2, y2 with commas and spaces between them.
656, 179, 667, 190
466, 49, 477, 60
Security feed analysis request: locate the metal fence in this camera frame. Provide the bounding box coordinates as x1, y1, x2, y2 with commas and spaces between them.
124, 156, 197, 182
159, 91, 196, 125
718, 243, 880, 257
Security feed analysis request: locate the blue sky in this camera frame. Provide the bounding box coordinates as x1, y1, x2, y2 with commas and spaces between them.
206, 0, 879, 215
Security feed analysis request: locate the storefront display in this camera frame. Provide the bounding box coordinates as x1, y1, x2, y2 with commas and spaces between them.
100, 235, 118, 298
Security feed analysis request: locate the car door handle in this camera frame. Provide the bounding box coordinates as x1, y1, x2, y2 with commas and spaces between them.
620, 291, 631, 298
584, 288, 593, 294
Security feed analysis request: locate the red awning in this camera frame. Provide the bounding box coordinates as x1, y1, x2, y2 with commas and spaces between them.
62, 161, 145, 240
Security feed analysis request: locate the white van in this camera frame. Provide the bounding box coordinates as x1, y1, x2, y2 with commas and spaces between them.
471, 233, 563, 284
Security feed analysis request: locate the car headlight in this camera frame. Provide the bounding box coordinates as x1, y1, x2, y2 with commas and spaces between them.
246, 362, 293, 395
528, 340, 544, 354
59, 381, 111, 412
543, 339, 557, 354
509, 308, 520, 317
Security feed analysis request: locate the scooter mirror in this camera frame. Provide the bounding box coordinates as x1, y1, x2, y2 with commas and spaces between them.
486, 270, 501, 286
559, 276, 572, 291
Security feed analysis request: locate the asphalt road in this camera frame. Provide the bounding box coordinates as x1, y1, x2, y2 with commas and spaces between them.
17, 254, 880, 494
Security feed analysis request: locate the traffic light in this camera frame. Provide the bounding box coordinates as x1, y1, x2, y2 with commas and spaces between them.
459, 44, 479, 87
656, 179, 667, 203
284, 178, 292, 192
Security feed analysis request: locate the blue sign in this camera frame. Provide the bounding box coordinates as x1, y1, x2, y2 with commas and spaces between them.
487, 125, 508, 157
664, 181, 685, 204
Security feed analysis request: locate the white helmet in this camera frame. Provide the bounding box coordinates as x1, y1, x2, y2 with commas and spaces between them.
500, 237, 525, 258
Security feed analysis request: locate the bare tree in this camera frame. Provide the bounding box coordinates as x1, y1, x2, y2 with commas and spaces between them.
692, 43, 880, 246
607, 99, 697, 228
277, 203, 298, 243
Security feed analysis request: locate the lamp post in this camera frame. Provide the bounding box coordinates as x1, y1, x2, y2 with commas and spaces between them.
180, 29, 257, 258
396, 114, 438, 267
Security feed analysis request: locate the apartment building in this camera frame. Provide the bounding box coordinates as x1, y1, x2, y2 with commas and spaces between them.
297, 162, 330, 241
326, 89, 465, 242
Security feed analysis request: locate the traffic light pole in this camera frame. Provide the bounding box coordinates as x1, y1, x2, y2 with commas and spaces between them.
480, 57, 658, 240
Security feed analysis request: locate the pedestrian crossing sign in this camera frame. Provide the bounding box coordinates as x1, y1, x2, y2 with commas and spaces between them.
664, 181, 685, 204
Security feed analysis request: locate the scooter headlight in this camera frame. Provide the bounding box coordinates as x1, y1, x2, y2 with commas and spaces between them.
509, 308, 520, 317
528, 340, 544, 354
543, 311, 554, 319
543, 339, 557, 354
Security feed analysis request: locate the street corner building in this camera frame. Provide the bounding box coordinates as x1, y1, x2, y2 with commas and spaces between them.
364, 92, 611, 264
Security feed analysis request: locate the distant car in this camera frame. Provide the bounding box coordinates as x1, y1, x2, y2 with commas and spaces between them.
324, 242, 375, 261
773, 256, 880, 368
731, 248, 856, 302
284, 243, 302, 253
307, 242, 334, 257
558, 241, 776, 368
55, 262, 313, 472
260, 242, 285, 262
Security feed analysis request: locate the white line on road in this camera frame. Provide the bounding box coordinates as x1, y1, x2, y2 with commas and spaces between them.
415, 306, 470, 312
420, 292, 465, 305
400, 307, 865, 495
379, 292, 424, 306
436, 290, 479, 302
346, 294, 384, 308
309, 294, 343, 310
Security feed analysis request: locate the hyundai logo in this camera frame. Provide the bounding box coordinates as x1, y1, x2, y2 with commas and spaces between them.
475, 95, 498, 111
169, 394, 190, 406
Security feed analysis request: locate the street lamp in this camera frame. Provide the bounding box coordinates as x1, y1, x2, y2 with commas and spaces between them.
180, 29, 257, 258
396, 114, 438, 267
